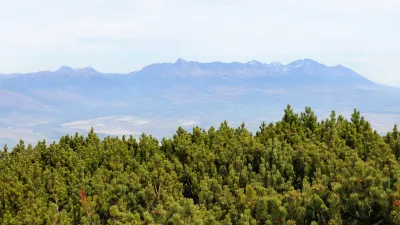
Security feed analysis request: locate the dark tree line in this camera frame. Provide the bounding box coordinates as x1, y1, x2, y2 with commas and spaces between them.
1, 105, 400, 224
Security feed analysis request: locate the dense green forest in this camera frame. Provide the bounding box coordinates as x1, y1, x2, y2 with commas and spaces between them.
2, 105, 400, 224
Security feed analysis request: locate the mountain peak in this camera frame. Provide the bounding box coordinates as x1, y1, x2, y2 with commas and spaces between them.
301, 58, 319, 63
286, 58, 325, 69
57, 66, 74, 72
268, 62, 284, 68
55, 66, 98, 74
175, 58, 188, 64
247, 60, 262, 65
76, 66, 97, 73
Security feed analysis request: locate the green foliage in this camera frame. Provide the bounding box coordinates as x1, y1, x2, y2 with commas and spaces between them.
1, 105, 400, 224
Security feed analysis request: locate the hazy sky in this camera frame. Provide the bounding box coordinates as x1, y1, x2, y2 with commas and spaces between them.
1, 0, 399, 85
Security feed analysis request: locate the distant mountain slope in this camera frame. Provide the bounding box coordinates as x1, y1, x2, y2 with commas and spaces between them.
0, 58, 380, 97
133, 58, 376, 86
0, 58, 398, 148
0, 58, 376, 84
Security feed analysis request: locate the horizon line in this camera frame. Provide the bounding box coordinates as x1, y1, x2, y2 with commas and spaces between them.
0, 57, 346, 75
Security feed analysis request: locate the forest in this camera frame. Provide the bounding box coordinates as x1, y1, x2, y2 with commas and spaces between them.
2, 105, 400, 225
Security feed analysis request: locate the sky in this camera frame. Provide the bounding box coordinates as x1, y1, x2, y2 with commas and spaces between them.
0, 0, 400, 86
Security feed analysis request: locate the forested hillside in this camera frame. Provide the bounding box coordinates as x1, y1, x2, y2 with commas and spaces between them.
2, 105, 400, 224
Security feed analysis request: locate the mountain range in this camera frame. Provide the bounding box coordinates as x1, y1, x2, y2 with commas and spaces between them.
0, 58, 375, 82
1, 58, 400, 148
